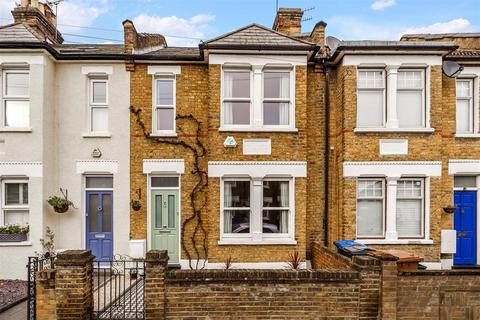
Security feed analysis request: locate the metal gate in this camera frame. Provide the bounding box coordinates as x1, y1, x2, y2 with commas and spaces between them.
93, 256, 145, 320
27, 255, 55, 320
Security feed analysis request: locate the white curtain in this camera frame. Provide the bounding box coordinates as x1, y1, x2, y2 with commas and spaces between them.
279, 182, 289, 233
278, 73, 290, 99
224, 102, 233, 125
357, 199, 383, 237
224, 182, 233, 233
396, 199, 422, 237
279, 103, 289, 125
223, 72, 234, 125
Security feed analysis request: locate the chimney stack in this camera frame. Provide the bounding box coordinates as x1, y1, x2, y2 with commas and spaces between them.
123, 19, 167, 54
310, 21, 327, 49
12, 0, 64, 44
272, 8, 303, 36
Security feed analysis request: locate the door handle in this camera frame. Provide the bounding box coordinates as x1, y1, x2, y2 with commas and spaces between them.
461, 209, 465, 215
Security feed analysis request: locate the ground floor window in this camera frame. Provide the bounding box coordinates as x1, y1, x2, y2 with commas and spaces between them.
356, 177, 425, 239
1, 179, 29, 226
222, 177, 293, 241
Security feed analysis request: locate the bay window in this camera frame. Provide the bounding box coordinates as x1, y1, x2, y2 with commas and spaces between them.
357, 70, 385, 128
2, 69, 30, 128
221, 178, 293, 242
456, 79, 474, 134
153, 76, 176, 134
397, 70, 425, 128
1, 180, 29, 226
89, 78, 109, 134
356, 179, 385, 238
356, 177, 425, 240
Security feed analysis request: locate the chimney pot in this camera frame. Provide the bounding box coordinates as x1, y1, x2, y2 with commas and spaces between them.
31, 0, 38, 8
20, 0, 29, 7
272, 8, 303, 36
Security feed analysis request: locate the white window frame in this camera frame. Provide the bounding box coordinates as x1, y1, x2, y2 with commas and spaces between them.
220, 177, 295, 243
396, 178, 425, 239
84, 175, 114, 191
356, 178, 386, 239
88, 77, 109, 135
221, 67, 253, 129
152, 75, 176, 136
262, 68, 294, 129
2, 69, 30, 130
0, 179, 29, 226
396, 68, 426, 129
456, 78, 475, 134
220, 65, 296, 132
356, 69, 386, 128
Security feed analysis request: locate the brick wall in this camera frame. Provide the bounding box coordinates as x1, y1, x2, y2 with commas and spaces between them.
311, 241, 354, 270
396, 270, 480, 319
36, 269, 57, 320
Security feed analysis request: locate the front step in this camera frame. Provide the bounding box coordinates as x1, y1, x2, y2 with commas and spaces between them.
452, 264, 480, 269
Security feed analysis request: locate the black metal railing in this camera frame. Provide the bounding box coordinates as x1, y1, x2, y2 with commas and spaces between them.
27, 255, 55, 320
93, 256, 145, 320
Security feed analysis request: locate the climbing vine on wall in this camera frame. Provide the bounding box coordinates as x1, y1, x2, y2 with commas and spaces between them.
130, 105, 208, 269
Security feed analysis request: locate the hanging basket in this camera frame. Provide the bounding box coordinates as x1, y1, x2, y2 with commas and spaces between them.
131, 200, 141, 212
53, 204, 69, 213
443, 205, 457, 214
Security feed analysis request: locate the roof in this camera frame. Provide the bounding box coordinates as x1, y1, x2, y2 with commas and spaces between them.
402, 33, 480, 40
204, 23, 316, 50
136, 46, 200, 59
328, 40, 457, 62
0, 22, 43, 43
52, 44, 125, 56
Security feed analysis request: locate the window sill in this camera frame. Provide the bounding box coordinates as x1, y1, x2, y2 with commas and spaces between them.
356, 239, 433, 245
218, 238, 297, 245
354, 127, 435, 133
0, 127, 33, 133
149, 132, 178, 138
219, 127, 298, 133
454, 133, 480, 138
82, 132, 112, 138
0, 240, 32, 247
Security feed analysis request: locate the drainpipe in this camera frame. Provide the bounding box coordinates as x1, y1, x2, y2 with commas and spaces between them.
323, 61, 330, 247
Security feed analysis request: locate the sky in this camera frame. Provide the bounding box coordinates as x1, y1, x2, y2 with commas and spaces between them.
0, 0, 479, 46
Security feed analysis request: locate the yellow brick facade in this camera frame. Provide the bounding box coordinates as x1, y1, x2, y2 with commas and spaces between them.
129, 60, 326, 264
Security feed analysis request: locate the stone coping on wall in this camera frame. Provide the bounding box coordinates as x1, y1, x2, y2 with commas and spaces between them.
398, 269, 480, 276
165, 269, 361, 283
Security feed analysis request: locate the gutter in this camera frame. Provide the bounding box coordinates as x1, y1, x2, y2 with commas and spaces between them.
322, 60, 331, 247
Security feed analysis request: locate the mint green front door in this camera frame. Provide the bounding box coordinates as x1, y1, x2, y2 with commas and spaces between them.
151, 190, 179, 263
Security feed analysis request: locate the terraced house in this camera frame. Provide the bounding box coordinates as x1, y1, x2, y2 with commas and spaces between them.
1, 0, 480, 280
125, 9, 327, 268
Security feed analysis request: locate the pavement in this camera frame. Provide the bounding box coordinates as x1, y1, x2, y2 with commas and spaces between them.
0, 301, 27, 320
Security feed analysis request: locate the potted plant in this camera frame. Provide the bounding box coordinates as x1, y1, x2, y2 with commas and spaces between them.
0, 224, 29, 242
131, 199, 141, 211
47, 188, 74, 213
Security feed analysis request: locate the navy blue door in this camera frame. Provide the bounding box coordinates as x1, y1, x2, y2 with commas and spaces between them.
86, 191, 113, 261
454, 191, 477, 265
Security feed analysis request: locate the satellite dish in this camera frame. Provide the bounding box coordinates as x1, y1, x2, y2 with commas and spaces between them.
443, 61, 464, 78
326, 36, 341, 52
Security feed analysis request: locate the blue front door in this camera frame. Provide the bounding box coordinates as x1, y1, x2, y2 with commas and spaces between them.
86, 191, 113, 261
454, 191, 477, 265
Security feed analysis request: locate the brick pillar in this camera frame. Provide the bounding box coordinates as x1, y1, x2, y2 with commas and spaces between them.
145, 250, 169, 320
352, 256, 382, 320
36, 269, 57, 320
54, 250, 94, 320
379, 254, 399, 320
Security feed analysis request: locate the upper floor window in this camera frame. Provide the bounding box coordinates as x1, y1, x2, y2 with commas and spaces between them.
456, 79, 474, 134
221, 65, 295, 131
153, 76, 176, 135
357, 70, 385, 128
356, 67, 428, 131
223, 70, 251, 125
263, 71, 291, 126
1, 180, 29, 227
397, 70, 425, 128
2, 69, 30, 129
89, 78, 109, 134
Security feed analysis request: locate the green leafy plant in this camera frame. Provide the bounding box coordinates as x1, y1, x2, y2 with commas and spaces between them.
38, 226, 55, 259
0, 224, 29, 234
47, 189, 74, 213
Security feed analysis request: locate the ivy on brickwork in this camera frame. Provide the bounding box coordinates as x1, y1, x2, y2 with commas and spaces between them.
130, 106, 208, 269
